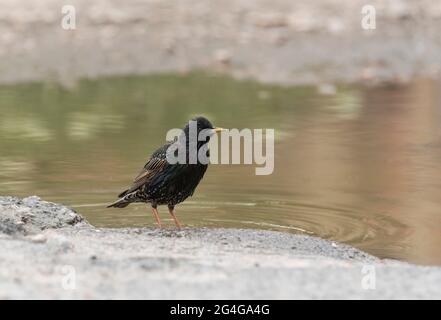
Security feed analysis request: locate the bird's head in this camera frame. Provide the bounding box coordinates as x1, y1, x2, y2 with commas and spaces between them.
182, 116, 224, 143
170, 116, 225, 164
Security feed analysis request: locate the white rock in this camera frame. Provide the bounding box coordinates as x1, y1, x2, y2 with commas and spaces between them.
29, 234, 47, 243
213, 49, 232, 65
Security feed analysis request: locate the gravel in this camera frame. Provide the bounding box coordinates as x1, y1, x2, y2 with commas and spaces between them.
1, 196, 441, 299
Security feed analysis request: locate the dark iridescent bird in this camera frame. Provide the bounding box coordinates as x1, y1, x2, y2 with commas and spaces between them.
108, 116, 223, 228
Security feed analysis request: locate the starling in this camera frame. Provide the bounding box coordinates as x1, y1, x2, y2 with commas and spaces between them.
108, 116, 224, 228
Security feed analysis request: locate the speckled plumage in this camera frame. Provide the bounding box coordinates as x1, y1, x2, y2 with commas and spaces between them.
108, 117, 218, 228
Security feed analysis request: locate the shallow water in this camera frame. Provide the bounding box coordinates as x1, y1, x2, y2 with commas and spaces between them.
1, 74, 441, 265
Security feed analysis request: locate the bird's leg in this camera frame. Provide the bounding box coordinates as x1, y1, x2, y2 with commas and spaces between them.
151, 204, 162, 228
168, 205, 182, 229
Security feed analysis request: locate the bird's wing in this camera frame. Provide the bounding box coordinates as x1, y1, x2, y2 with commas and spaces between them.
134, 157, 168, 184
118, 144, 171, 197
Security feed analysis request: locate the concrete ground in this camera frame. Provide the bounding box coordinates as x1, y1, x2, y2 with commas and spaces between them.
1, 196, 441, 299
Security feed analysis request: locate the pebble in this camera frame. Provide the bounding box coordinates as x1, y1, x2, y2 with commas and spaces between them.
213, 49, 232, 65
29, 234, 47, 244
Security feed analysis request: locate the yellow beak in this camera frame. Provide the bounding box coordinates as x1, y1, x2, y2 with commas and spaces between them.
213, 127, 225, 133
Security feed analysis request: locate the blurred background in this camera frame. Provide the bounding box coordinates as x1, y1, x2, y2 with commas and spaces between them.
1, 0, 441, 265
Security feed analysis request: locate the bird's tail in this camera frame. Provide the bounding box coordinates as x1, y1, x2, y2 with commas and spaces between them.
107, 197, 131, 208
107, 189, 139, 208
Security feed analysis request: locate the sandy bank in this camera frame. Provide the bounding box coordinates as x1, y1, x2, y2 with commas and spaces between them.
1, 196, 441, 299
1, 0, 441, 86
